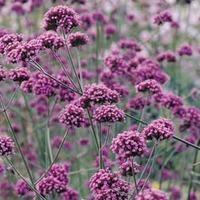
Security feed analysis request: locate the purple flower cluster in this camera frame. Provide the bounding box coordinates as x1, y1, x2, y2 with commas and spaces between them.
160, 92, 183, 110
37, 163, 69, 196
154, 11, 173, 25
89, 169, 130, 200
21, 71, 58, 97
111, 130, 147, 159
118, 38, 141, 51
178, 44, 193, 56
61, 187, 79, 200
58, 103, 86, 127
7, 39, 42, 63
38, 31, 64, 50
142, 118, 174, 140
8, 67, 30, 83
81, 83, 119, 107
15, 179, 32, 197
183, 107, 200, 128
0, 68, 7, 81
157, 51, 176, 63
135, 60, 169, 84
136, 188, 169, 200
67, 32, 89, 47
136, 79, 162, 94
43, 5, 80, 33
127, 95, 150, 110
0, 33, 22, 54
93, 104, 125, 123
119, 160, 140, 176
0, 135, 15, 156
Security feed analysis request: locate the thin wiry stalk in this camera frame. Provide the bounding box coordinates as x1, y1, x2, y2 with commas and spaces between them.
187, 140, 200, 200
4, 156, 46, 200
0, 96, 35, 185
51, 49, 79, 91
126, 113, 200, 151
35, 129, 69, 185
29, 59, 81, 95
87, 109, 99, 152
62, 31, 83, 93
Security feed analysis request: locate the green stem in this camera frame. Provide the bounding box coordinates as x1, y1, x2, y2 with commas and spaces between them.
187, 140, 200, 200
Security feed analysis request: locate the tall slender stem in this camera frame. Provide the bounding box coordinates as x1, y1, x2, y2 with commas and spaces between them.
0, 97, 34, 185
187, 140, 200, 200
4, 156, 46, 200
35, 129, 69, 185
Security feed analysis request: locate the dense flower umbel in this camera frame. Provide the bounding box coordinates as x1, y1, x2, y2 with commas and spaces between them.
111, 130, 147, 159
118, 38, 141, 51
81, 83, 119, 107
156, 51, 176, 63
160, 92, 183, 110
119, 160, 140, 176
93, 105, 125, 123
142, 118, 174, 140
0, 33, 22, 54
61, 187, 79, 200
0, 68, 7, 81
58, 103, 86, 127
38, 31, 64, 50
21, 71, 58, 97
127, 95, 150, 110
136, 188, 169, 200
89, 169, 130, 200
15, 179, 32, 197
67, 32, 89, 47
136, 79, 162, 94
7, 39, 42, 63
38, 163, 69, 196
43, 5, 80, 33
0, 135, 15, 156
183, 107, 200, 128
8, 67, 30, 83
178, 44, 193, 56
154, 11, 173, 25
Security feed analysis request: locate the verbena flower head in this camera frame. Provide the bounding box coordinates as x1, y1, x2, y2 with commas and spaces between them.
38, 162, 69, 196
81, 83, 119, 107
127, 95, 150, 110
61, 187, 79, 200
67, 32, 89, 47
118, 38, 141, 51
136, 188, 169, 200
7, 39, 42, 63
178, 44, 193, 56
38, 31, 64, 50
8, 67, 30, 83
58, 103, 86, 127
183, 107, 200, 128
0, 67, 7, 81
104, 54, 128, 74
0, 135, 15, 156
20, 71, 58, 97
136, 79, 162, 94
157, 51, 176, 63
111, 130, 147, 159
142, 118, 174, 140
43, 5, 80, 33
15, 179, 32, 197
154, 10, 173, 25
119, 160, 140, 176
89, 169, 130, 200
0, 33, 22, 54
93, 104, 125, 123
160, 92, 183, 110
